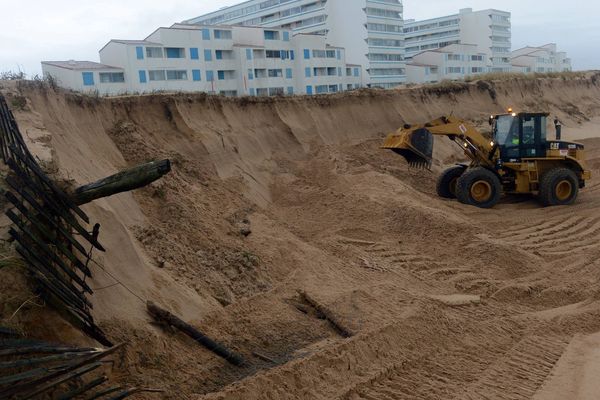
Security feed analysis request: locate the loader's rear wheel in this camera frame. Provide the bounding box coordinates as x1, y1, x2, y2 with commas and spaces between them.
456, 167, 502, 208
437, 166, 467, 199
539, 168, 579, 206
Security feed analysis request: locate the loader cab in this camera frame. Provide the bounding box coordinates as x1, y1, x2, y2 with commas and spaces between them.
492, 112, 548, 162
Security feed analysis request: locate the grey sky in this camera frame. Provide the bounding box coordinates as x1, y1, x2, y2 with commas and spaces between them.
1, 0, 597, 76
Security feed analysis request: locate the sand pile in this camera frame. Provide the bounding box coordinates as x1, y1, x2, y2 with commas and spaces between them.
1, 73, 600, 398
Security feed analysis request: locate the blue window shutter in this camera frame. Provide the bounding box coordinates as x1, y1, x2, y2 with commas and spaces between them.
206, 70, 214, 81
303, 49, 310, 59
286, 68, 292, 79
192, 69, 201, 81
166, 48, 180, 58
216, 50, 222, 60
306, 85, 313, 95
287, 86, 293, 95
246, 48, 252, 60
283, 31, 290, 41
249, 88, 256, 96
354, 68, 359, 77
336, 50, 341, 60
136, 46, 144, 60
248, 69, 254, 80
138, 70, 147, 83
214, 30, 221, 39
202, 28, 210, 40
290, 50, 295, 60
305, 67, 311, 78
190, 48, 199, 60
204, 49, 212, 61
82, 72, 94, 86
218, 70, 225, 80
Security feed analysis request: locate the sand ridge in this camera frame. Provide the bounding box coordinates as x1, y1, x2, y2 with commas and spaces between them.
1, 74, 600, 398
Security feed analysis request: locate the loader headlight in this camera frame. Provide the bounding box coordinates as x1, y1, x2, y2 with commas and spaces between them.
463, 142, 469, 148
490, 141, 495, 147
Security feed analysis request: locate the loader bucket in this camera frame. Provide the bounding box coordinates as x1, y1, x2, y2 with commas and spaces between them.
382, 128, 434, 169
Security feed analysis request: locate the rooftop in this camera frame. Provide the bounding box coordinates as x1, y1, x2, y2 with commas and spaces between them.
41, 61, 122, 71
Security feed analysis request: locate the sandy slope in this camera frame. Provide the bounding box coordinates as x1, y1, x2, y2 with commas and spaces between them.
1, 74, 600, 399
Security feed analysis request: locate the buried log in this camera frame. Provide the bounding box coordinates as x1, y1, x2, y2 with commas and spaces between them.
146, 301, 244, 366
298, 290, 354, 338
71, 159, 171, 205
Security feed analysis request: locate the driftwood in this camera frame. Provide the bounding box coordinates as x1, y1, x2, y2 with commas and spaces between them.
146, 301, 244, 366
72, 159, 171, 205
298, 290, 354, 338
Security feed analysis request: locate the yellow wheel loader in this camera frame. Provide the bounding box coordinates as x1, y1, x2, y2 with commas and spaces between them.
382, 112, 591, 208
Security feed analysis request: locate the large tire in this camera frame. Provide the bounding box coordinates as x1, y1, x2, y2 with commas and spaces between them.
436, 166, 466, 199
456, 167, 502, 208
539, 168, 579, 206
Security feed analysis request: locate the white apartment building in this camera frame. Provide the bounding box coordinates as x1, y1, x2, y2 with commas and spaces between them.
406, 44, 487, 84
511, 43, 572, 73
42, 24, 362, 96
184, 0, 406, 89
404, 8, 512, 73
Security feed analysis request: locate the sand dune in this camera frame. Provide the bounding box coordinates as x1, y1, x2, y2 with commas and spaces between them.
1, 73, 600, 398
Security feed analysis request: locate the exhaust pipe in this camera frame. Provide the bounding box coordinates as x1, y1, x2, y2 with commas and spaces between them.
554, 118, 562, 141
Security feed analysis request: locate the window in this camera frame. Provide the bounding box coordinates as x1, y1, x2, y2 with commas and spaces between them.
256, 88, 269, 96
268, 69, 282, 78
214, 29, 232, 39
146, 47, 163, 58
266, 50, 281, 59
192, 69, 201, 81
204, 50, 212, 61
285, 68, 292, 79
447, 54, 462, 61
315, 85, 328, 94
346, 68, 351, 76
264, 30, 279, 40
202, 28, 210, 40
190, 48, 199, 60
287, 86, 293, 95
283, 31, 290, 41
353, 68, 359, 77
303, 49, 310, 59
138, 70, 147, 83
216, 50, 223, 60
306, 85, 313, 95
305, 67, 311, 78
249, 88, 256, 96
206, 70, 214, 81
99, 72, 124, 83
136, 46, 144, 60
268, 87, 284, 96
471, 55, 484, 61
218, 71, 225, 80
446, 67, 463, 74
148, 70, 166, 81
248, 69, 254, 80
166, 48, 185, 59
82, 72, 94, 86
166, 70, 187, 80
246, 48, 252, 60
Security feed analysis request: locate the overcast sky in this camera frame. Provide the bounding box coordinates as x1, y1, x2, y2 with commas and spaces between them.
1, 0, 597, 76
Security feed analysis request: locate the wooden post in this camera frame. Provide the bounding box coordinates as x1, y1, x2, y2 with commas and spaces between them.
71, 160, 171, 205
146, 301, 244, 366
298, 291, 354, 338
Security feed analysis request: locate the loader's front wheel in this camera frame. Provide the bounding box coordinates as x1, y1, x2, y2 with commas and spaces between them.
437, 165, 467, 199
456, 167, 502, 208
539, 168, 579, 206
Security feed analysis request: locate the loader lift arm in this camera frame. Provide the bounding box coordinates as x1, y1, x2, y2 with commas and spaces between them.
382, 115, 496, 169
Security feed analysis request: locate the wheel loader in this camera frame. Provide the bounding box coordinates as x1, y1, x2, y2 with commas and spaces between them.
382, 111, 591, 208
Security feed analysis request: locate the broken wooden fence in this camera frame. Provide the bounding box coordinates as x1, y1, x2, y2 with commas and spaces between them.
0, 326, 162, 399
0, 94, 110, 346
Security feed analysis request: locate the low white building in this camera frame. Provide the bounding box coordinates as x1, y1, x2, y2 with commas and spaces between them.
184, 0, 406, 89
42, 24, 363, 96
404, 8, 512, 73
406, 44, 487, 84
511, 43, 572, 74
